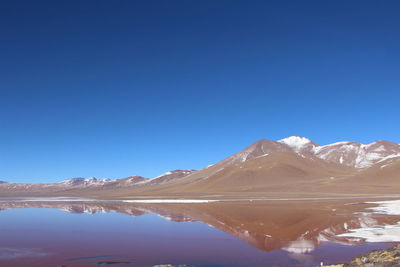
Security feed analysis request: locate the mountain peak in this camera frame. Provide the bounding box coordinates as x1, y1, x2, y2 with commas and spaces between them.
279, 136, 311, 143
278, 136, 315, 152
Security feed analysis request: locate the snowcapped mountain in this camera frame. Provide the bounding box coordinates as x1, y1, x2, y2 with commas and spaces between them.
224, 136, 400, 169
312, 140, 400, 168
283, 137, 400, 168
278, 136, 318, 153
1, 136, 399, 197
126, 136, 400, 196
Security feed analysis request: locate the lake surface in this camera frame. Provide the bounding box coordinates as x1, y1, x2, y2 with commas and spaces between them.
0, 198, 399, 267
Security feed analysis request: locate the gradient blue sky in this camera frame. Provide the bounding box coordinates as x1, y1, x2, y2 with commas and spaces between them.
1, 0, 399, 183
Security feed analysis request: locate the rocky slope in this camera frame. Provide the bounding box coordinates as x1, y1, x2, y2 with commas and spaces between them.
325, 244, 400, 266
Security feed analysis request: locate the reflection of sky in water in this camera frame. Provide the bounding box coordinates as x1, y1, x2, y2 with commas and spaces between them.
0, 206, 397, 267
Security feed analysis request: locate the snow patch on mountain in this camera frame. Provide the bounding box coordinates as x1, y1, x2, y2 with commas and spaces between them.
153, 170, 196, 179
228, 146, 257, 163
154, 171, 173, 179
310, 140, 400, 169
131, 169, 197, 186
278, 136, 313, 152
60, 177, 111, 186
222, 137, 400, 169
377, 153, 400, 164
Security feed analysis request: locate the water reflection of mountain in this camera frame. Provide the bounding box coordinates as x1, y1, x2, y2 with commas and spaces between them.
1, 200, 399, 253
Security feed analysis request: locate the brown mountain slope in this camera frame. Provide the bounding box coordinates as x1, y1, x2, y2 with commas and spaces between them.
140, 139, 317, 188
101, 138, 398, 198
1, 137, 400, 198
148, 152, 353, 194
100, 146, 356, 198
320, 157, 400, 194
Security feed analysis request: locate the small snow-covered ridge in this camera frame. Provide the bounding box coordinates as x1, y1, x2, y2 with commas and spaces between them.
153, 171, 173, 179
152, 169, 196, 179
131, 169, 197, 186
59, 177, 111, 186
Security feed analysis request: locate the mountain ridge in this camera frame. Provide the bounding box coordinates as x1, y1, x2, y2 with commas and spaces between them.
1, 136, 399, 198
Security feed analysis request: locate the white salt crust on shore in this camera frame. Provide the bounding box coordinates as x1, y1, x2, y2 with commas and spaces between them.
338, 200, 400, 242
123, 199, 219, 203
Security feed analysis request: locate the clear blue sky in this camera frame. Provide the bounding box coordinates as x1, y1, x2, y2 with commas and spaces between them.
1, 0, 399, 183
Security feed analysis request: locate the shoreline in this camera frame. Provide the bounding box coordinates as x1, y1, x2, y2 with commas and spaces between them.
2, 194, 400, 203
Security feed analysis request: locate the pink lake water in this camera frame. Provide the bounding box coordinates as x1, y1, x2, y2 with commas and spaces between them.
0, 199, 398, 267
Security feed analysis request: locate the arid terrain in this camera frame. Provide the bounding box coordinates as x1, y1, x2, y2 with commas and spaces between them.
1, 136, 400, 199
